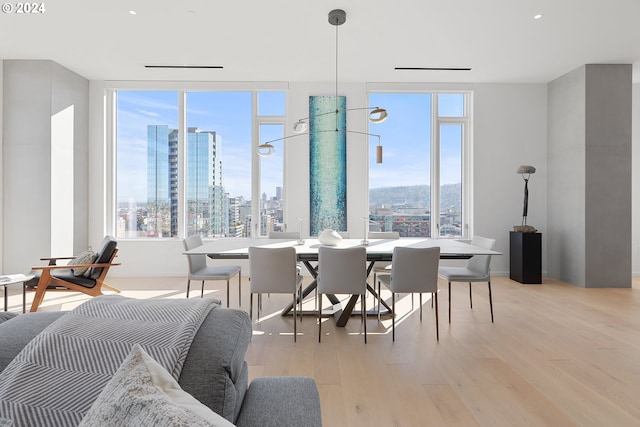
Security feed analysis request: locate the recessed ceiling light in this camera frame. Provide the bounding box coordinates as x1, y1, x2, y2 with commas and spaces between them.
534, 14, 543, 20
129, 10, 137, 15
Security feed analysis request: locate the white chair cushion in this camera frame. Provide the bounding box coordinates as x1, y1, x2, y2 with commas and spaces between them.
190, 265, 241, 281
438, 266, 490, 282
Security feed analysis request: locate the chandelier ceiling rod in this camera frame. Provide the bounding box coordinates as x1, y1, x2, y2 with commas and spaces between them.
257, 8, 387, 162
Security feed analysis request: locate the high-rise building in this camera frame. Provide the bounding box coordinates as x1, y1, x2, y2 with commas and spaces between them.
147, 125, 176, 237
147, 125, 225, 237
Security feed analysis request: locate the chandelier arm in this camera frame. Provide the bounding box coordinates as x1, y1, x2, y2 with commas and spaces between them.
295, 106, 386, 122
261, 129, 381, 146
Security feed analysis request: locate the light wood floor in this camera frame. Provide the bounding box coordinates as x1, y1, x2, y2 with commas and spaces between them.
5, 275, 640, 427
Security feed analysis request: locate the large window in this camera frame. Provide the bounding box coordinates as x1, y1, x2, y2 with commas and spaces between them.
369, 92, 469, 238
115, 89, 285, 239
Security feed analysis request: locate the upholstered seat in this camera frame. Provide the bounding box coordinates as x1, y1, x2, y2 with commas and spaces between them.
438, 236, 497, 324
184, 235, 242, 307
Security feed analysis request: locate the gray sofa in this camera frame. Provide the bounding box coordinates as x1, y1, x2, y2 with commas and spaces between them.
0, 308, 322, 427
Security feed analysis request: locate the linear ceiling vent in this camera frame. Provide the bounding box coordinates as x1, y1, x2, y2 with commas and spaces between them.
395, 67, 472, 71
144, 65, 223, 69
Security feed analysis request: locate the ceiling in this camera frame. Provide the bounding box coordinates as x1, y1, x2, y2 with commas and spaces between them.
2, 0, 640, 84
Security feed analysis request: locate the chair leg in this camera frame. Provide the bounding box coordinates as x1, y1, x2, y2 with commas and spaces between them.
29, 273, 51, 312
434, 292, 439, 341
298, 286, 303, 323
186, 279, 191, 298
318, 295, 323, 343
448, 282, 452, 323
238, 273, 242, 307
102, 283, 121, 293
226, 279, 230, 308
200, 281, 205, 298
488, 281, 494, 323
469, 282, 473, 308
249, 294, 253, 321
293, 292, 297, 342
363, 292, 367, 344
377, 280, 381, 321
392, 292, 396, 341
419, 293, 423, 321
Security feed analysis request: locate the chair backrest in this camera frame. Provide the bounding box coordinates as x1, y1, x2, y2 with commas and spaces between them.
368, 231, 400, 239
249, 246, 299, 293
317, 246, 367, 295
466, 236, 497, 276
268, 231, 300, 239
88, 236, 118, 279
183, 235, 206, 274
389, 246, 440, 293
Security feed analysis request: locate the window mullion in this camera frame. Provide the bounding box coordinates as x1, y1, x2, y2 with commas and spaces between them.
431, 95, 440, 238
177, 91, 186, 238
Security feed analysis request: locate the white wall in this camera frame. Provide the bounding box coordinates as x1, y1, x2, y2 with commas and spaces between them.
472, 84, 548, 276
1, 60, 89, 274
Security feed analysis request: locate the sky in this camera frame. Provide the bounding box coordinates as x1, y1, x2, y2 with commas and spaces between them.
116, 91, 464, 204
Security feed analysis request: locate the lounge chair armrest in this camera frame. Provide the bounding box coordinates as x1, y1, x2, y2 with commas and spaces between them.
32, 262, 121, 271
39, 256, 76, 266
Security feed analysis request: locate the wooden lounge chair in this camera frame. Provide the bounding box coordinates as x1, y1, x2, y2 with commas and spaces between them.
29, 236, 121, 312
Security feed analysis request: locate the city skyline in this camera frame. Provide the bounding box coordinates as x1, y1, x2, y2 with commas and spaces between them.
117, 91, 464, 204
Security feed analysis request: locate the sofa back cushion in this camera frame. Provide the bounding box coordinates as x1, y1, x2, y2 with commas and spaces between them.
179, 308, 251, 423
0, 312, 66, 373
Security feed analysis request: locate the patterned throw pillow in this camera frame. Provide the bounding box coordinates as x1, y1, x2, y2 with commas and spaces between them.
68, 250, 97, 277
79, 345, 234, 427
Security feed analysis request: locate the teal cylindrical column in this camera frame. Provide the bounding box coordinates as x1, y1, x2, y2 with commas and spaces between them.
309, 96, 347, 236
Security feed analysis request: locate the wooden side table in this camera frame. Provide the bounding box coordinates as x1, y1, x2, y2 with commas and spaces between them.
509, 231, 541, 284
0, 273, 34, 313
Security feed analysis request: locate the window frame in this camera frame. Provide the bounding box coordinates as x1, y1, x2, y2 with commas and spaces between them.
368, 88, 472, 239
105, 82, 288, 240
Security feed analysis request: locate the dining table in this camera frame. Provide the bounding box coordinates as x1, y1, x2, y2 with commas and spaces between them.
184, 237, 501, 327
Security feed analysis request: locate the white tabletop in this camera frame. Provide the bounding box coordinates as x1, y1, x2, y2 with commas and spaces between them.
0, 273, 34, 286
184, 237, 501, 260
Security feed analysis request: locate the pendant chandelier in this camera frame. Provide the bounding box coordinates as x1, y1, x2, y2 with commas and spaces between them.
257, 9, 388, 163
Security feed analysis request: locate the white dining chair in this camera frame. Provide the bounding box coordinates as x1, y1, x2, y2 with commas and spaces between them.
368, 231, 401, 316
183, 235, 242, 307
377, 246, 441, 341
317, 246, 367, 343
438, 236, 497, 323
249, 246, 303, 341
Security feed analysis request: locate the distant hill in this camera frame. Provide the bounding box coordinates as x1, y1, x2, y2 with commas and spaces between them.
370, 183, 461, 211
